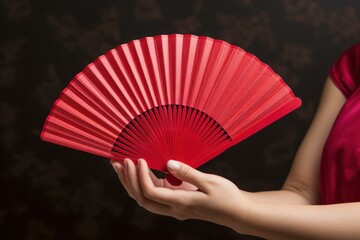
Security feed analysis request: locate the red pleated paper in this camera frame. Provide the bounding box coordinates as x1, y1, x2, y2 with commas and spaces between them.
41, 34, 301, 175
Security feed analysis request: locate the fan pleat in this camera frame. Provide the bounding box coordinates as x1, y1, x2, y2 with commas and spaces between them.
180, 35, 198, 105
52, 105, 115, 144
48, 123, 110, 151
143, 37, 166, 105
69, 81, 126, 129
72, 73, 127, 130
195, 40, 233, 110
158, 35, 171, 104
109, 49, 144, 116
44, 120, 111, 155
203, 48, 246, 115
115, 45, 149, 114
58, 89, 121, 136
187, 36, 214, 107
150, 36, 168, 106
134, 39, 159, 108
121, 43, 153, 112
216, 56, 271, 127
95, 56, 137, 122
224, 77, 288, 133
83, 66, 131, 122
64, 88, 121, 130
230, 91, 294, 135
139, 37, 161, 106
167, 35, 180, 104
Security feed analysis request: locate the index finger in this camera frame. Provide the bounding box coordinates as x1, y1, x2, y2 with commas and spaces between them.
138, 159, 205, 206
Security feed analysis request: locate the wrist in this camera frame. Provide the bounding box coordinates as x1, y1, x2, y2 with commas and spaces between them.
219, 190, 255, 235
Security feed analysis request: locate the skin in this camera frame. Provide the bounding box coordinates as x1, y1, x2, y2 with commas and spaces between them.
111, 78, 360, 239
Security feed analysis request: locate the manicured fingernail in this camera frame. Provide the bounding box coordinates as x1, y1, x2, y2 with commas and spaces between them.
167, 160, 180, 171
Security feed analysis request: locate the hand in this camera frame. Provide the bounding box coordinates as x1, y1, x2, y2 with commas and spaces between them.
111, 158, 251, 230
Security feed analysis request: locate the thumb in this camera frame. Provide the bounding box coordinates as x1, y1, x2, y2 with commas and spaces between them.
167, 160, 209, 190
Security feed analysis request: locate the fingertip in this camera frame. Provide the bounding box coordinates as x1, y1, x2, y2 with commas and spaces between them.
111, 161, 124, 177
112, 164, 119, 174
138, 159, 153, 190
136, 158, 143, 169
167, 160, 180, 171
123, 158, 131, 170
138, 158, 146, 165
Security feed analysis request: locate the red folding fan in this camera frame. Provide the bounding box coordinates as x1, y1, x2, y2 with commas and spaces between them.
41, 34, 301, 183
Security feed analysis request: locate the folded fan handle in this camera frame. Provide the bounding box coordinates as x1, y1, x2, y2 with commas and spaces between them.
165, 173, 182, 186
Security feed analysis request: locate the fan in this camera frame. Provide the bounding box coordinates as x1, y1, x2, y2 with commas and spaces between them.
41, 34, 301, 183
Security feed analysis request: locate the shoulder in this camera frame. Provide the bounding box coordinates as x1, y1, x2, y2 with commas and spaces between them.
329, 43, 360, 98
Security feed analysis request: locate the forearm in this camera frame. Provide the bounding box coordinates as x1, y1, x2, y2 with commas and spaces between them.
244, 189, 312, 205
231, 201, 360, 240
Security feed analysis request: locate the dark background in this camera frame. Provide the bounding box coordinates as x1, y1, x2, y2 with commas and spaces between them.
1, 0, 360, 239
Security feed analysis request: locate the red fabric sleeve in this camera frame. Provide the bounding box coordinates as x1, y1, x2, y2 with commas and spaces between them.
329, 43, 360, 98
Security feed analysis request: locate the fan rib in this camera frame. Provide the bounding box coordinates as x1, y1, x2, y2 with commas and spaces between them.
110, 105, 231, 171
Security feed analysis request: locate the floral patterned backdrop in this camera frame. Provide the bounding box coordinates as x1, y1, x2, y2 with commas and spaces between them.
1, 0, 360, 239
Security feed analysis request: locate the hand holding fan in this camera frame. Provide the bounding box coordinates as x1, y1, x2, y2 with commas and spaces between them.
41, 34, 301, 184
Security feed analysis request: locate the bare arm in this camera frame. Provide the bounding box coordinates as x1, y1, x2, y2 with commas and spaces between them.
240, 199, 360, 240
245, 77, 346, 205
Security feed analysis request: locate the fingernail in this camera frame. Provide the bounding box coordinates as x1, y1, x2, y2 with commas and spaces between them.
167, 160, 180, 171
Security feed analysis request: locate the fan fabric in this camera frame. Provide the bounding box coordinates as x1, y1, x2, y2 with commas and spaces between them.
41, 34, 301, 172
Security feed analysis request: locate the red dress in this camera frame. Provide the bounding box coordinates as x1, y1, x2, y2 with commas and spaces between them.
321, 43, 360, 204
